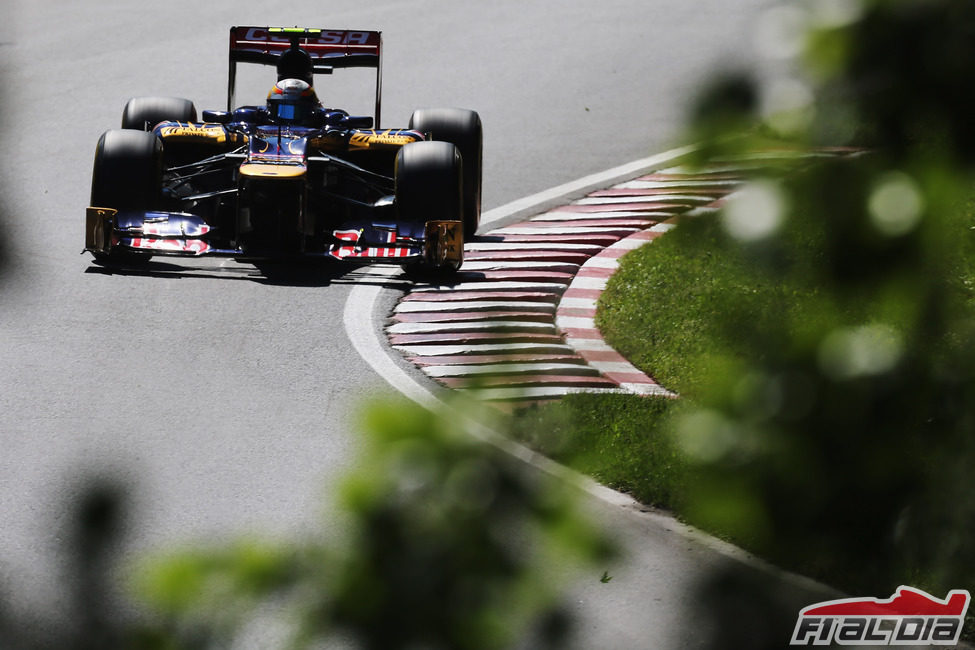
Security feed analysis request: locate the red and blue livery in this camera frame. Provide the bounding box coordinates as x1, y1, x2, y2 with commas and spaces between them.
85, 26, 482, 273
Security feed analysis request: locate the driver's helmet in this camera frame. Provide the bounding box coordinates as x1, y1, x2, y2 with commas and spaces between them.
267, 78, 320, 125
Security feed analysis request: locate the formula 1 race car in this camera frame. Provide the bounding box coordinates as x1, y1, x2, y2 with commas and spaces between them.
85, 26, 482, 273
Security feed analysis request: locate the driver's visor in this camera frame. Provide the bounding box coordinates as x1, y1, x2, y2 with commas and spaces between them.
277, 104, 298, 121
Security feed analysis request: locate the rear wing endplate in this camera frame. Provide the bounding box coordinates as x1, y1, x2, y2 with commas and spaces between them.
228, 26, 383, 127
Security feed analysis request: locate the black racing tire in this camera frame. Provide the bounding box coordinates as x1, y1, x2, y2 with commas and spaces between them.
409, 108, 482, 238
89, 129, 163, 264
91, 129, 163, 210
122, 96, 197, 131
395, 141, 463, 224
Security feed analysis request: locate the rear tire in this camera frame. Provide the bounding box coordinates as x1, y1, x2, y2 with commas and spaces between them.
122, 96, 197, 131
89, 129, 163, 263
409, 108, 482, 238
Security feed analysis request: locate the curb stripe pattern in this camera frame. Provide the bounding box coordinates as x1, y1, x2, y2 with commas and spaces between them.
386, 163, 752, 403
556, 223, 679, 398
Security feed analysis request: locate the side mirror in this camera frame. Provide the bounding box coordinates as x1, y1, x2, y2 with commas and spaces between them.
316, 110, 346, 127
231, 107, 266, 124
202, 110, 232, 124
341, 115, 374, 129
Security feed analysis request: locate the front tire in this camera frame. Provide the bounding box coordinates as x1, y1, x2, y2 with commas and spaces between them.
409, 108, 482, 239
396, 141, 463, 275
396, 141, 463, 224
89, 129, 163, 263
91, 130, 163, 210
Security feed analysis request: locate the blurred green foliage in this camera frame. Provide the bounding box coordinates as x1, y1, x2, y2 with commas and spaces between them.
129, 396, 612, 649
667, 0, 975, 631
9, 1, 975, 647
0, 398, 611, 649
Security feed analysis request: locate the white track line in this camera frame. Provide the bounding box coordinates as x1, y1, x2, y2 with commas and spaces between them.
423, 362, 599, 378
394, 300, 557, 313
387, 320, 558, 335
464, 242, 602, 251
395, 343, 577, 356
617, 180, 740, 190
463, 386, 625, 401
458, 261, 581, 270
574, 194, 713, 205
559, 297, 599, 309
584, 257, 621, 269
531, 210, 671, 221
493, 226, 642, 235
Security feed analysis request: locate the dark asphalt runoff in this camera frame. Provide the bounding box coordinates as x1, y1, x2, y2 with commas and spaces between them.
0, 1, 835, 647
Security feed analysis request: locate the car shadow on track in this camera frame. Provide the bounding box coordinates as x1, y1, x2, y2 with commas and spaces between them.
82, 257, 366, 288
83, 257, 464, 291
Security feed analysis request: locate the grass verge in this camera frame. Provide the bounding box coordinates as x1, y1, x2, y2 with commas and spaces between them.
508, 392, 685, 509
507, 168, 975, 638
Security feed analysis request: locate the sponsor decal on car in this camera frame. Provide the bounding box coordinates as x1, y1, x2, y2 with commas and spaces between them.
125, 238, 211, 255
790, 586, 971, 646
158, 124, 227, 144
240, 28, 376, 46
349, 130, 421, 149
140, 220, 211, 238
328, 228, 418, 259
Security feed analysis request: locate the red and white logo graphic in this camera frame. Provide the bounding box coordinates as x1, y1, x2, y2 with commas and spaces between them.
791, 586, 970, 646
328, 229, 417, 260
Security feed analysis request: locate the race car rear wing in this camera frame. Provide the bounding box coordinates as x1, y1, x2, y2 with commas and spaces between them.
228, 26, 383, 126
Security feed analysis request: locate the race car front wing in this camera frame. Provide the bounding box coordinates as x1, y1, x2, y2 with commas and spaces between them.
85, 207, 462, 267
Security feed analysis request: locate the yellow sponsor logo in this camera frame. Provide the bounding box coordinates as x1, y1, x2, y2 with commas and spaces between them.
349, 131, 418, 149
159, 124, 227, 144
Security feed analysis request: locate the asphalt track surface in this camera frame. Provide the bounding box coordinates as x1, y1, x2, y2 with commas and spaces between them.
0, 1, 838, 647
